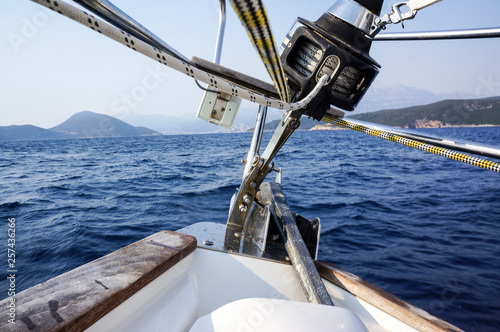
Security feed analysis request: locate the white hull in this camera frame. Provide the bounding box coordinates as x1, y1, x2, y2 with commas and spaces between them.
0, 223, 461, 332
86, 223, 457, 332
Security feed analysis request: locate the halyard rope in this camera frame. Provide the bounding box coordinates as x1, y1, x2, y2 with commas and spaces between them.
229, 0, 290, 102
31, 0, 320, 111
324, 117, 500, 173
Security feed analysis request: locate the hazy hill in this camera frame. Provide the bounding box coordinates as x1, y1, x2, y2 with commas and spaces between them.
0, 124, 71, 141
0, 111, 157, 141
347, 98, 500, 128
258, 97, 500, 131
116, 106, 286, 134
115, 86, 478, 133
51, 111, 157, 137
355, 84, 474, 114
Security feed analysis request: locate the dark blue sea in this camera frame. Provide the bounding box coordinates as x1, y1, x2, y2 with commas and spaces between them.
1, 127, 499, 331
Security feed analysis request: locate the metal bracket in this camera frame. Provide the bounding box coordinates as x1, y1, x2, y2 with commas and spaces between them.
196, 90, 241, 128
225, 156, 274, 251
225, 110, 302, 252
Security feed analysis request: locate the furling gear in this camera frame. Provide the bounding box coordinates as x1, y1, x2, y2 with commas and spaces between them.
280, 0, 384, 120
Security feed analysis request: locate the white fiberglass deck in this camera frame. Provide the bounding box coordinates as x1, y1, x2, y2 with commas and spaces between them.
87, 238, 417, 332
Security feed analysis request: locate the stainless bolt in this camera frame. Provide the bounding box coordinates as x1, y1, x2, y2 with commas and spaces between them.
239, 203, 247, 213
243, 194, 252, 204
290, 119, 300, 130
202, 240, 214, 246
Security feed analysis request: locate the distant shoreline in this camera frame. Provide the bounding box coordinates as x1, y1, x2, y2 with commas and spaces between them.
309, 123, 500, 131
402, 124, 500, 129
433, 124, 499, 128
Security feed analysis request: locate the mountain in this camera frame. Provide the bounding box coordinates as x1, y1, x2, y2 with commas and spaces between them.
0, 124, 71, 141
3, 90, 496, 141
0, 111, 158, 141
51, 111, 157, 137
117, 112, 241, 134
347, 97, 500, 128
259, 97, 500, 131
116, 86, 478, 133
355, 84, 475, 114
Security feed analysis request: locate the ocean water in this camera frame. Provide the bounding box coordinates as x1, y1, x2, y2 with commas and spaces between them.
1, 127, 499, 331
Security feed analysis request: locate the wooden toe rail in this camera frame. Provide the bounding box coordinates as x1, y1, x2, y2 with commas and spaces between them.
0, 231, 196, 332
316, 261, 464, 332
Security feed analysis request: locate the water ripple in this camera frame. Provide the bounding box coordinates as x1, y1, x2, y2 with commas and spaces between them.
0, 128, 498, 331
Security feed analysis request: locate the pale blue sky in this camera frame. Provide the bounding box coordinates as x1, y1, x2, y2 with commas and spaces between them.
1, 0, 500, 128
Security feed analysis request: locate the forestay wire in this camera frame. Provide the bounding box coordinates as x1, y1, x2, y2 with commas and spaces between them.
324, 116, 500, 173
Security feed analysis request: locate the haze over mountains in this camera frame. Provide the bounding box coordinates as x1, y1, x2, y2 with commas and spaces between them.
263, 97, 500, 131
354, 84, 475, 114
117, 85, 478, 132
52, 111, 156, 137
1, 86, 498, 141
0, 111, 157, 141
116, 106, 284, 134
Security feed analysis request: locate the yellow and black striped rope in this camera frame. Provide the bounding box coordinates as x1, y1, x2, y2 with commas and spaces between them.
323, 116, 500, 173
229, 0, 290, 102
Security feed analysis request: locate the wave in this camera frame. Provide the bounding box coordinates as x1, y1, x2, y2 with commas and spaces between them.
1, 128, 499, 330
